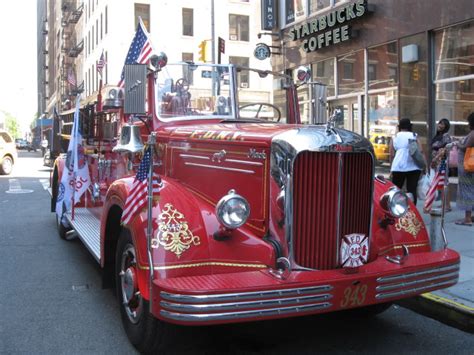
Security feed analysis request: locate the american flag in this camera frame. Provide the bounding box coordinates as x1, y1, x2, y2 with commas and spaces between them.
117, 19, 153, 87
424, 158, 447, 212
97, 51, 106, 76
67, 68, 76, 87
121, 146, 161, 225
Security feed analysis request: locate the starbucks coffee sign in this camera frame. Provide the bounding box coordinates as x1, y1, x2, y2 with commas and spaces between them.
289, 0, 369, 53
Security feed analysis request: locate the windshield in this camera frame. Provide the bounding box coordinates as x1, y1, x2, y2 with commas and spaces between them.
156, 63, 235, 121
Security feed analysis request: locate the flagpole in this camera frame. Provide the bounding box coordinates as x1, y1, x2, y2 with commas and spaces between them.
146, 132, 156, 312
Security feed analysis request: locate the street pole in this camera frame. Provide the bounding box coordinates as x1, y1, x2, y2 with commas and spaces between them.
211, 0, 215, 65
211, 0, 217, 96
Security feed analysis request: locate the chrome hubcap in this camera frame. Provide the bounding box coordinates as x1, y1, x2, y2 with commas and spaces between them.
120, 244, 143, 324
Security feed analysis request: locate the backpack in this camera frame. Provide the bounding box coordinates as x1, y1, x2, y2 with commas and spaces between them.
408, 133, 426, 170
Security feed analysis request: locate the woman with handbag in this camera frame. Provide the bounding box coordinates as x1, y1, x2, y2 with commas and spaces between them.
454, 112, 474, 226
431, 118, 453, 211
390, 118, 426, 205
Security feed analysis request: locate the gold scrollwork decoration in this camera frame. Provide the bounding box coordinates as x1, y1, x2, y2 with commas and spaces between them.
151, 203, 201, 258
394, 210, 423, 237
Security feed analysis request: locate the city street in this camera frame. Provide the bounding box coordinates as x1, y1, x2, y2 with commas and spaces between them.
0, 152, 473, 354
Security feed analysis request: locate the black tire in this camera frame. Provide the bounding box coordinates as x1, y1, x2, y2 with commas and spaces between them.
116, 229, 175, 353
0, 156, 13, 175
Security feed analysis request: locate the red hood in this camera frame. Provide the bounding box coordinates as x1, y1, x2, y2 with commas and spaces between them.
162, 122, 299, 147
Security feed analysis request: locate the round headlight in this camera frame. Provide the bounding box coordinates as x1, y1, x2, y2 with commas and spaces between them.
380, 188, 409, 218
109, 88, 117, 99
216, 190, 250, 229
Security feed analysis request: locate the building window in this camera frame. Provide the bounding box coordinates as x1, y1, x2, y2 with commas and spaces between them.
337, 50, 364, 95
135, 4, 150, 32
229, 56, 249, 87
182, 8, 193, 36
343, 62, 354, 79
92, 25, 94, 50
283, 0, 306, 26
313, 58, 335, 96
309, 0, 331, 14
368, 64, 377, 81
368, 41, 398, 90
229, 14, 249, 41
182, 53, 194, 84
96, 19, 98, 45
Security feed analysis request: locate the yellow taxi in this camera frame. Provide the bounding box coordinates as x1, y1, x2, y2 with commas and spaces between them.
370, 133, 391, 164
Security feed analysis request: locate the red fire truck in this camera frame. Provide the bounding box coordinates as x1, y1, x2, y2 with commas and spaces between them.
50, 55, 459, 353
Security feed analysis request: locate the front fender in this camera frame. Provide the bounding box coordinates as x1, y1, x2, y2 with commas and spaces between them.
106, 175, 274, 298
371, 178, 431, 259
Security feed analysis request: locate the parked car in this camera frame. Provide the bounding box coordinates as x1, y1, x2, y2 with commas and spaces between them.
15, 138, 27, 150
0, 130, 18, 175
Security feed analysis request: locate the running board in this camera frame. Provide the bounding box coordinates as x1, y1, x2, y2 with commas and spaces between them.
65, 208, 101, 263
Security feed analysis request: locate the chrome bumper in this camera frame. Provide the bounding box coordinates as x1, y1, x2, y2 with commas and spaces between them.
157, 257, 460, 324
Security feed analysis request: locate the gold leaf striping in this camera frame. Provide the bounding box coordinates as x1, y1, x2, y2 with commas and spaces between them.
151, 203, 201, 258
394, 210, 424, 237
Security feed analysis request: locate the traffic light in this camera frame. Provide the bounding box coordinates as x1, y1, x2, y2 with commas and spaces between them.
198, 40, 207, 62
412, 67, 419, 81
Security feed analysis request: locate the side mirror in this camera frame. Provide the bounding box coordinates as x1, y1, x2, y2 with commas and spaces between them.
296, 66, 311, 83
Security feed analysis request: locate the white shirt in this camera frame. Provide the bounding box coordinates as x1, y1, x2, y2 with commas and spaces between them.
391, 131, 421, 172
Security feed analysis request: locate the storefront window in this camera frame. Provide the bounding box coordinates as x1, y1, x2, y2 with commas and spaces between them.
435, 80, 473, 139
368, 91, 398, 136
434, 21, 474, 81
399, 33, 429, 147
434, 21, 474, 141
312, 58, 335, 97
367, 41, 398, 90
337, 50, 364, 95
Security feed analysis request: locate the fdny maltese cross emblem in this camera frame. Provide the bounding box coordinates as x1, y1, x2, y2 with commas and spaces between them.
340, 234, 369, 268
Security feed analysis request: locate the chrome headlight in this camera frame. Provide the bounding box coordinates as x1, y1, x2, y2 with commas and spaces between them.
216, 190, 250, 229
109, 88, 118, 99
380, 188, 409, 218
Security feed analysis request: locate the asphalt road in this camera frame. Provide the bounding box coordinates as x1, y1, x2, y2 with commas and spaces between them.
1, 151, 473, 354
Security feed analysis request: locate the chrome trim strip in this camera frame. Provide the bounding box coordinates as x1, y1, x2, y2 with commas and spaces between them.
184, 162, 255, 174
225, 158, 263, 166
376, 264, 460, 283
160, 302, 332, 322
375, 271, 459, 292
160, 285, 333, 304
179, 154, 210, 160
160, 294, 333, 313
375, 278, 458, 300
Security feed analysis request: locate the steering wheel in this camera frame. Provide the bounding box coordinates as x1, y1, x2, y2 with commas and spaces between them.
239, 103, 282, 122
175, 78, 189, 93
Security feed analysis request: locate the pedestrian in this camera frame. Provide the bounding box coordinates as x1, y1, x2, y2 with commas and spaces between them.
389, 118, 426, 205
41, 136, 48, 156
454, 112, 474, 226
431, 118, 452, 211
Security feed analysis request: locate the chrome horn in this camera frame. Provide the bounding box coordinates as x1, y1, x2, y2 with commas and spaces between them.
113, 123, 144, 153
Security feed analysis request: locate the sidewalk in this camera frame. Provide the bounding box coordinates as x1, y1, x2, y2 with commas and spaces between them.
397, 202, 474, 333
